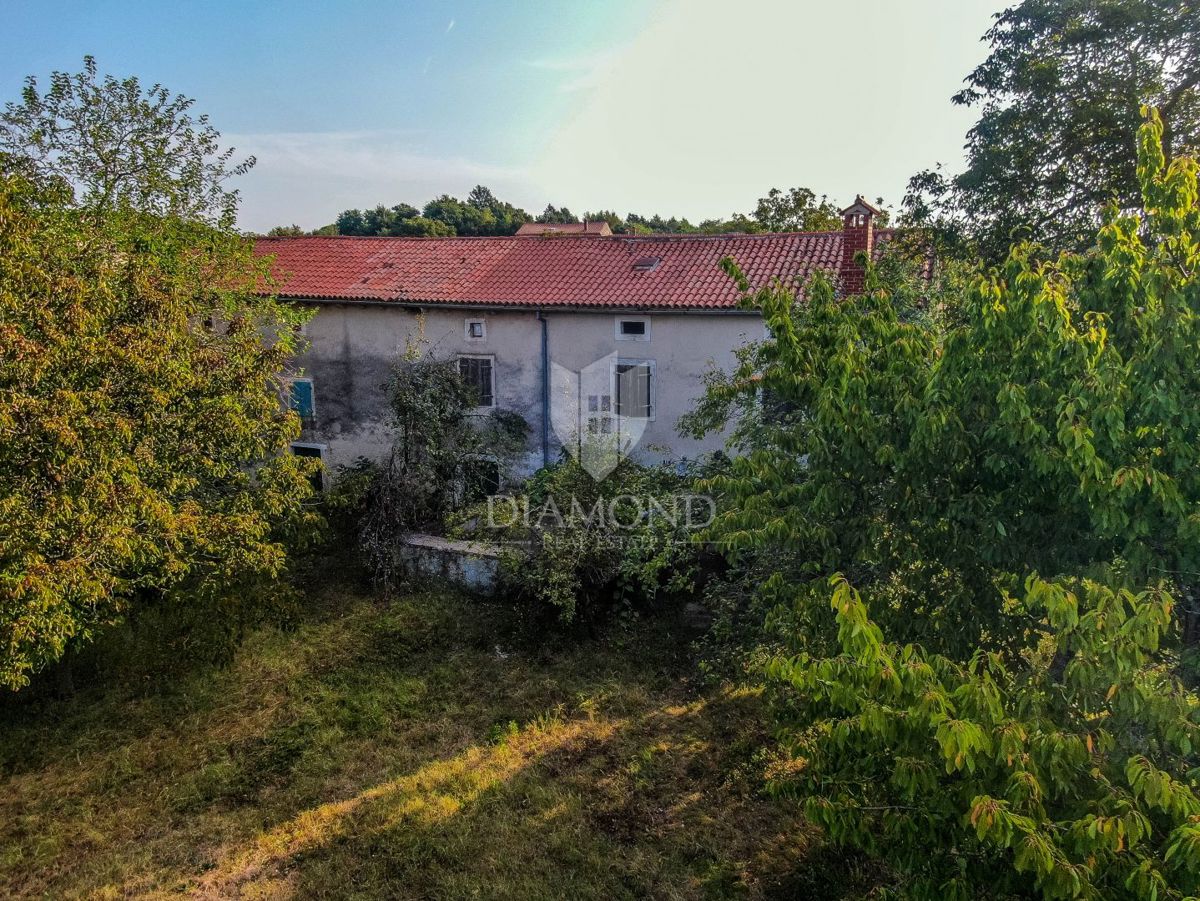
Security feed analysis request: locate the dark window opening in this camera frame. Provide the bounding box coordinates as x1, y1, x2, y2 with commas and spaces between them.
458, 356, 494, 407
619, 320, 647, 336
290, 444, 325, 492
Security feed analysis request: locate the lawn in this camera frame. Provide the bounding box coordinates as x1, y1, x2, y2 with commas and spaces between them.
0, 586, 875, 899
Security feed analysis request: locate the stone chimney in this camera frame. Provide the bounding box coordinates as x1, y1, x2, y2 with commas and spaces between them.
838, 195, 882, 295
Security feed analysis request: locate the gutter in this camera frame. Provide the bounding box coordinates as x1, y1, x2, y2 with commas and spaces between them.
536, 310, 550, 468
273, 296, 762, 316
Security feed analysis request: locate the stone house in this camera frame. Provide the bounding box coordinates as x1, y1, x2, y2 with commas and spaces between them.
256, 197, 885, 478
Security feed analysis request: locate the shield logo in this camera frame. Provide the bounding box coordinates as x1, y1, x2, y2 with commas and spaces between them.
550, 351, 651, 480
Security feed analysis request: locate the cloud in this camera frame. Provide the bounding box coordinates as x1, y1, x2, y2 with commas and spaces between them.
228, 130, 534, 232
445, 18, 455, 33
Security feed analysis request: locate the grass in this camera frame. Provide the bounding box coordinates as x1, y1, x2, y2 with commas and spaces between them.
0, 585, 879, 899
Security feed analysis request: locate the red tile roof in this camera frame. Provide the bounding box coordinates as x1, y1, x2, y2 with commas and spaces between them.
514, 221, 613, 236
255, 231, 887, 310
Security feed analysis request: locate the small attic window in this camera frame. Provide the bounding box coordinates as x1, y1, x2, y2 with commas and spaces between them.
632, 256, 661, 272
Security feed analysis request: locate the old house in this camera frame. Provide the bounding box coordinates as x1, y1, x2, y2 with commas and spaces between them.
256, 197, 885, 477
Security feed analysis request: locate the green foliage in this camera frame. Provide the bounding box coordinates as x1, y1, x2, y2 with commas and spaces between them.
691, 112, 1200, 897
906, 0, 1200, 261
0, 60, 320, 690
767, 574, 1199, 900
697, 112, 1200, 659
0, 173, 318, 690
355, 349, 528, 587
535, 203, 577, 224
490, 456, 704, 627
327, 185, 846, 238
0, 56, 254, 227
751, 187, 843, 232
329, 186, 532, 237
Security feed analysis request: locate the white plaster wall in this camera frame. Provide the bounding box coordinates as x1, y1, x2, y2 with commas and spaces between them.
289, 302, 764, 475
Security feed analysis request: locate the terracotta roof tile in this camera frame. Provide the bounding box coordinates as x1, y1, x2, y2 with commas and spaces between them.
255, 231, 889, 310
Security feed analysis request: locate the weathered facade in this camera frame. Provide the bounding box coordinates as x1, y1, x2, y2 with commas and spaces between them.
257, 197, 883, 476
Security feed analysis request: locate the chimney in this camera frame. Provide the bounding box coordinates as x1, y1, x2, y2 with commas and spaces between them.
838, 195, 881, 295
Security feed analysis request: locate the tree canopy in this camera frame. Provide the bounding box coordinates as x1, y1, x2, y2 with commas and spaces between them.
0, 60, 317, 690
298, 184, 851, 238
692, 112, 1200, 898
905, 0, 1200, 261
0, 55, 254, 227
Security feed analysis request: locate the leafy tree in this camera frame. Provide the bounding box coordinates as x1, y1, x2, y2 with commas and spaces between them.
906, 0, 1200, 261
580, 209, 628, 233
0, 175, 317, 690
751, 186, 841, 232
536, 203, 576, 225
0, 56, 253, 227
266, 224, 305, 237
0, 62, 317, 690
771, 575, 1200, 899
423, 188, 530, 236
689, 111, 1200, 897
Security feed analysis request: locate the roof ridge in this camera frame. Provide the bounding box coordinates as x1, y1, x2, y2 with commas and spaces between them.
254, 229, 850, 243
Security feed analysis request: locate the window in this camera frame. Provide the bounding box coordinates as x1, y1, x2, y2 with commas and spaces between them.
458, 355, 495, 407
615, 317, 651, 342
464, 318, 487, 342
290, 442, 327, 492
614, 360, 654, 420
288, 378, 316, 426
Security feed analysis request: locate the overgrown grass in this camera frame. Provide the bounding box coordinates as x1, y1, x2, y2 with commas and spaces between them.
0, 586, 879, 899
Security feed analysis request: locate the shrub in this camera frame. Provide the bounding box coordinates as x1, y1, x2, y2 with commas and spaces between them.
354, 348, 528, 588
767, 575, 1200, 900
488, 455, 709, 627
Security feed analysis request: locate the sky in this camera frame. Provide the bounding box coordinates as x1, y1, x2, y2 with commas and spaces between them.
2, 0, 1007, 233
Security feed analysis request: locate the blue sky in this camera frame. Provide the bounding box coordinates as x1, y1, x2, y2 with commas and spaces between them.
3, 1, 1006, 231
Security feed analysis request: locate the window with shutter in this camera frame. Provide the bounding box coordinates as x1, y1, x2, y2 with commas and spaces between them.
457, 355, 495, 407
289, 378, 316, 426
614, 361, 654, 419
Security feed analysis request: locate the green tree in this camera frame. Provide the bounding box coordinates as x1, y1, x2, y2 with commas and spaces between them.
751, 186, 842, 231
0, 56, 253, 227
691, 111, 1200, 898
906, 0, 1200, 261
535, 203, 576, 225
266, 224, 305, 237
0, 62, 317, 690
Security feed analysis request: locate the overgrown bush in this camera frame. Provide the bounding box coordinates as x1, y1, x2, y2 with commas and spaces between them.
482, 455, 711, 628
353, 347, 528, 588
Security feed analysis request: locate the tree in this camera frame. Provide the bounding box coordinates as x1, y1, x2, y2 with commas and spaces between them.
0, 62, 317, 690
750, 186, 841, 232
535, 203, 576, 225
0, 56, 253, 227
690, 112, 1200, 897
905, 0, 1200, 261
266, 224, 305, 237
